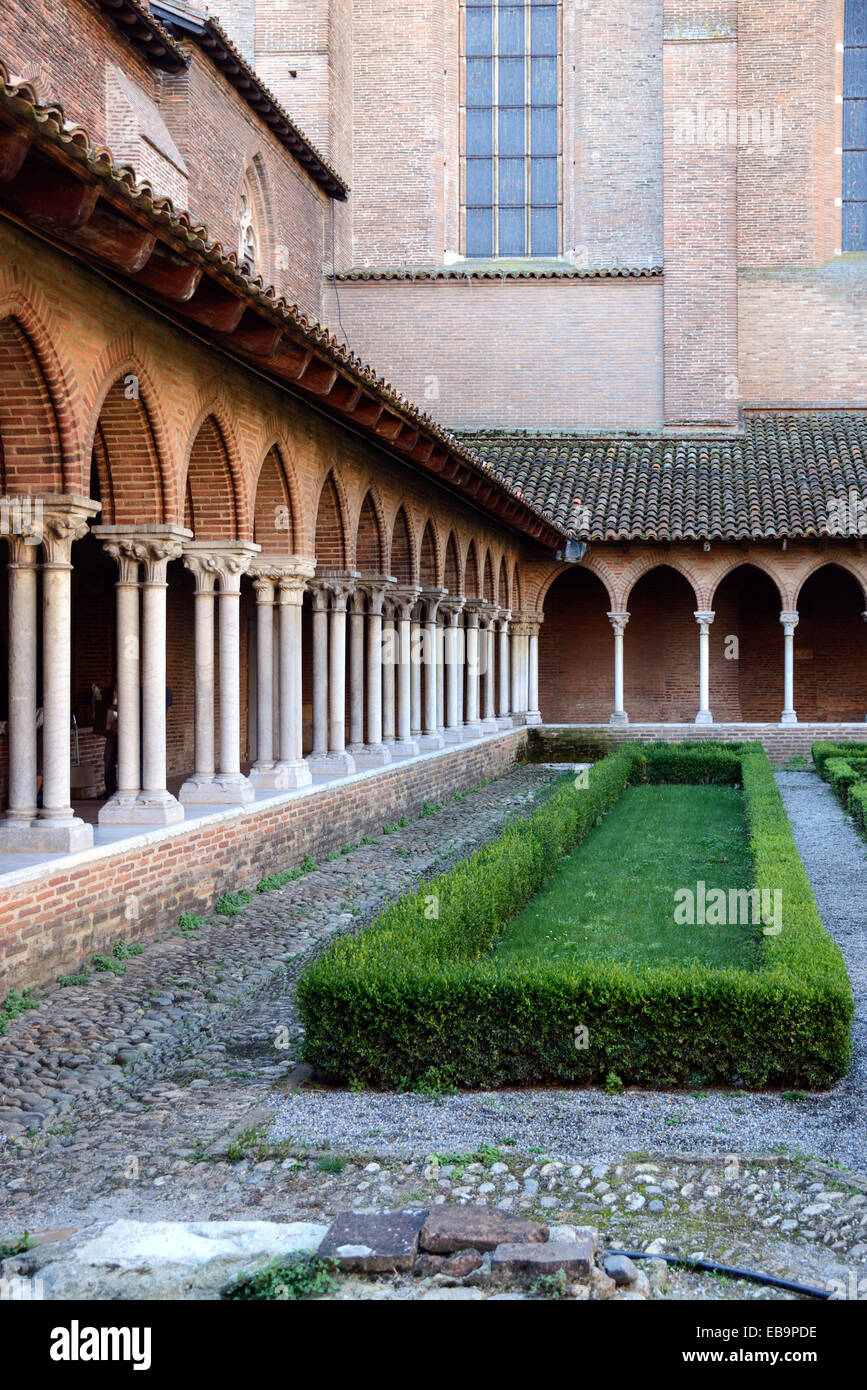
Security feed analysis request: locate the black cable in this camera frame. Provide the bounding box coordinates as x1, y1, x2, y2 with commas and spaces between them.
606, 1249, 833, 1300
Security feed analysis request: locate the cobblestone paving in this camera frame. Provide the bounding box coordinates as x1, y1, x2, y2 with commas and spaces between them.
2, 764, 865, 1301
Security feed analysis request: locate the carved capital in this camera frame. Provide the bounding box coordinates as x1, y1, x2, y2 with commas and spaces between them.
41, 496, 99, 564
607, 610, 630, 637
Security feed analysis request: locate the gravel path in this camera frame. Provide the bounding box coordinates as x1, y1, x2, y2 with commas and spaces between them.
269, 769, 867, 1172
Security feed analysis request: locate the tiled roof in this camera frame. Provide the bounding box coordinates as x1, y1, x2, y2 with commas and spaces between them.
0, 59, 561, 549
336, 263, 662, 282
96, 0, 188, 72
150, 2, 348, 197
462, 415, 867, 542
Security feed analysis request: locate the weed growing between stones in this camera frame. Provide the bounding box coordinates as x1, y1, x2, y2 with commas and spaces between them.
0, 988, 40, 1034
223, 1254, 339, 1301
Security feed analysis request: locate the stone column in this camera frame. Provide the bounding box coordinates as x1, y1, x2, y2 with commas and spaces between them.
497, 609, 512, 729
695, 610, 715, 726
526, 612, 543, 726
477, 605, 499, 734
608, 611, 630, 726
462, 600, 484, 738
390, 584, 421, 756
211, 543, 259, 802
382, 598, 396, 745
410, 603, 423, 745
436, 612, 446, 734
0, 535, 41, 848
274, 559, 314, 788
440, 598, 465, 743
100, 535, 146, 819
353, 576, 393, 766
347, 587, 367, 760
309, 583, 329, 760
307, 574, 357, 774
510, 616, 527, 723
456, 615, 466, 726
419, 588, 446, 750
780, 610, 799, 726
34, 503, 98, 849
248, 563, 285, 789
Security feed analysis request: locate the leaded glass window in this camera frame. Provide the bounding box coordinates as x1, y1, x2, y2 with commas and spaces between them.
843, 0, 867, 250
462, 1, 561, 258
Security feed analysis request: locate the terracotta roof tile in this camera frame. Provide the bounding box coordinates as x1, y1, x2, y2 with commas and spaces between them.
461, 415, 867, 541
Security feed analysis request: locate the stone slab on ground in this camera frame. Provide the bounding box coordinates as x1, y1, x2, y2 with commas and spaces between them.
1, 1219, 328, 1300
318, 1208, 428, 1272
491, 1237, 596, 1282
420, 1204, 547, 1254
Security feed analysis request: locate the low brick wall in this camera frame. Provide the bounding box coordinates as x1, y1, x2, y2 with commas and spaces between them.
0, 731, 526, 996
529, 723, 867, 764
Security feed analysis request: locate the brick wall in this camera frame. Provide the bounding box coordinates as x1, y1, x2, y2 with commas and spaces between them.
530, 723, 867, 764
322, 279, 664, 431
662, 2, 739, 428
739, 268, 867, 407
0, 730, 527, 996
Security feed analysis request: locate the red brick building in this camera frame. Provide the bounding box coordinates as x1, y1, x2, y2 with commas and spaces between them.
1, 0, 867, 989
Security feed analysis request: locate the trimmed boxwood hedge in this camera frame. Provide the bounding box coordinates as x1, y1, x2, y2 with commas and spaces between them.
298, 742, 853, 1090
812, 741, 867, 779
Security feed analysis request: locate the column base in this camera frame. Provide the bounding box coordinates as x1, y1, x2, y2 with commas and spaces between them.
511, 713, 527, 727
249, 763, 292, 791
179, 772, 248, 806
526, 710, 542, 727
273, 760, 313, 789
480, 718, 500, 734
780, 711, 798, 726
306, 750, 357, 775
99, 790, 146, 824
496, 714, 513, 731
609, 710, 629, 726
0, 815, 93, 854
442, 726, 464, 744
348, 743, 393, 768
695, 710, 714, 726
390, 738, 421, 758
418, 732, 446, 751
131, 789, 185, 823
462, 722, 484, 739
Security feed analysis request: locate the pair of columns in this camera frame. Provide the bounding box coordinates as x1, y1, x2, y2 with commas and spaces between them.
607, 607, 802, 726
231, 554, 314, 794
0, 495, 99, 853
509, 610, 543, 726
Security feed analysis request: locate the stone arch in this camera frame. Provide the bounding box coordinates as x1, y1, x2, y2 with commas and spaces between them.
512, 562, 522, 610
314, 470, 348, 569
482, 550, 495, 602
356, 490, 385, 574
184, 415, 240, 540
419, 521, 439, 587
622, 555, 701, 610
444, 532, 462, 594
88, 368, 169, 526
708, 563, 785, 721
541, 567, 614, 721
253, 444, 295, 552
0, 312, 65, 495
794, 554, 867, 610
465, 540, 481, 598
0, 279, 77, 492
390, 505, 414, 583
708, 554, 786, 610
497, 555, 509, 608
624, 564, 701, 721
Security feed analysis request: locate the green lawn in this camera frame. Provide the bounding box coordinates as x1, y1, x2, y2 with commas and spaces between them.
495, 784, 760, 971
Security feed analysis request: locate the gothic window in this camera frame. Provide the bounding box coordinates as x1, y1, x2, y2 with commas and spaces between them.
461, 0, 561, 258
239, 177, 259, 272
843, 0, 867, 250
